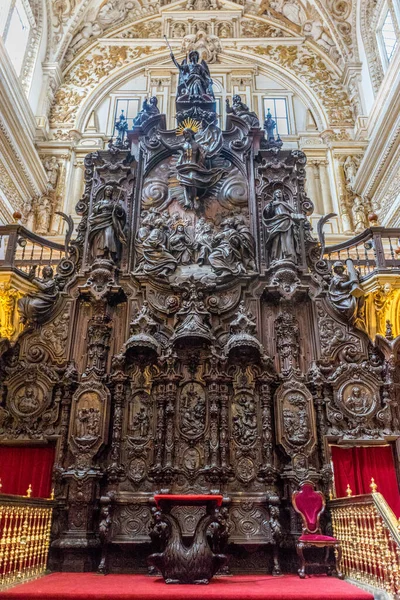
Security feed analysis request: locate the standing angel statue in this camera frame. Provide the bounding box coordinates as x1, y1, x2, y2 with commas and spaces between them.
169, 48, 214, 100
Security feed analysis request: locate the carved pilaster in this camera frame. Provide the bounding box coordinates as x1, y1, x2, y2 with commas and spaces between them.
219, 382, 230, 474
152, 385, 165, 474
258, 382, 275, 482
164, 380, 177, 473
208, 383, 219, 471
108, 373, 128, 483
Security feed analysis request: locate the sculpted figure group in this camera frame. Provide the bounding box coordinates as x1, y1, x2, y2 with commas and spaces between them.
135, 209, 255, 279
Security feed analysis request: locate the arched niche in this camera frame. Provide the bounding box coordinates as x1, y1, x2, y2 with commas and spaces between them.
75, 49, 328, 135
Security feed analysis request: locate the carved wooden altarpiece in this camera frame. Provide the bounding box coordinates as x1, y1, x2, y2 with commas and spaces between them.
1, 57, 399, 575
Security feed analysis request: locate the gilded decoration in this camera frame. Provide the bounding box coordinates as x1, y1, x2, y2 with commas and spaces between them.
238, 44, 354, 125
50, 45, 157, 125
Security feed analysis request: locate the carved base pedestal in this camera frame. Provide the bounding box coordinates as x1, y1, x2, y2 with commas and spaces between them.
148, 495, 228, 584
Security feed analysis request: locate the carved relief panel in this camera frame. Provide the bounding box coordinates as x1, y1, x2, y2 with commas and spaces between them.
275, 379, 316, 457
1, 364, 60, 439
327, 367, 389, 439
230, 367, 263, 488
69, 381, 110, 464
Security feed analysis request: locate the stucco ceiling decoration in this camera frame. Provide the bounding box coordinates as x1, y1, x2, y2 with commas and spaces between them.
48, 0, 355, 68
49, 44, 162, 126
230, 44, 354, 125
46, 0, 356, 131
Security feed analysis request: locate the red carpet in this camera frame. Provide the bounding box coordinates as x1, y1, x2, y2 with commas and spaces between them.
0, 573, 373, 600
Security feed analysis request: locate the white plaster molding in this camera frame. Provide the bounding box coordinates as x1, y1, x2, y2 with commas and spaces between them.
0, 37, 49, 209
353, 47, 400, 198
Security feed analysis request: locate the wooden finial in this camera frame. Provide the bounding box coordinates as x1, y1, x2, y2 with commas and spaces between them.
25, 484, 32, 498
346, 483, 353, 497
370, 477, 378, 493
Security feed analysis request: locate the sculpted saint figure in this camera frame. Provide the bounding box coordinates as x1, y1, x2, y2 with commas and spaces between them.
352, 196, 368, 233
328, 260, 364, 323
262, 189, 299, 264
169, 223, 195, 264
195, 219, 215, 265
133, 97, 160, 127
162, 128, 225, 210
226, 95, 260, 128
208, 217, 246, 277
35, 195, 53, 235
170, 49, 214, 100
18, 265, 60, 325
88, 185, 127, 263
142, 218, 178, 277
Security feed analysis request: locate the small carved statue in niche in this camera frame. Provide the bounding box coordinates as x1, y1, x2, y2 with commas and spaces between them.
262, 189, 299, 264
130, 406, 150, 437
226, 95, 260, 128
133, 97, 160, 127
42, 156, 60, 189
172, 22, 186, 38
233, 394, 257, 445
170, 50, 214, 100
352, 196, 369, 233
35, 195, 53, 235
218, 23, 231, 38
88, 185, 127, 263
18, 265, 60, 325
328, 260, 365, 324
343, 155, 360, 192
76, 407, 101, 439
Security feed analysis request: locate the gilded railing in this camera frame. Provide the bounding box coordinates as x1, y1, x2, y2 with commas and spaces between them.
330, 487, 400, 598
0, 486, 54, 588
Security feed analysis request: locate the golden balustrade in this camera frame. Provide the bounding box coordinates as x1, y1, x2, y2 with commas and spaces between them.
0, 487, 54, 588
330, 484, 400, 598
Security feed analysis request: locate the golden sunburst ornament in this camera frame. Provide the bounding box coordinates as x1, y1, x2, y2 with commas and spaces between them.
176, 118, 202, 135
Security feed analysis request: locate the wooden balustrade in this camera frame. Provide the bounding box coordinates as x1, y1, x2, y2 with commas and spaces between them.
330, 489, 400, 598
0, 488, 54, 589
0, 224, 65, 278
324, 227, 400, 279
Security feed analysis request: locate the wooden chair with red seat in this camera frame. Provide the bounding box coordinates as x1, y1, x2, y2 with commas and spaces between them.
292, 481, 343, 579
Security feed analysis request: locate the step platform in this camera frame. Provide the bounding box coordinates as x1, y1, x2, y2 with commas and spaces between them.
0, 573, 373, 600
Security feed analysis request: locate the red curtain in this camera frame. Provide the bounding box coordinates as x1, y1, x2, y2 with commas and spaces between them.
0, 445, 55, 498
331, 445, 400, 517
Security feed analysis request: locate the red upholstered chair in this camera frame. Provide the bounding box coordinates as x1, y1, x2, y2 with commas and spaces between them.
292, 481, 343, 579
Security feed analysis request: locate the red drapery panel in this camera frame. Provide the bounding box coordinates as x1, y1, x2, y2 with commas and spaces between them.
0, 445, 55, 498
331, 445, 400, 517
